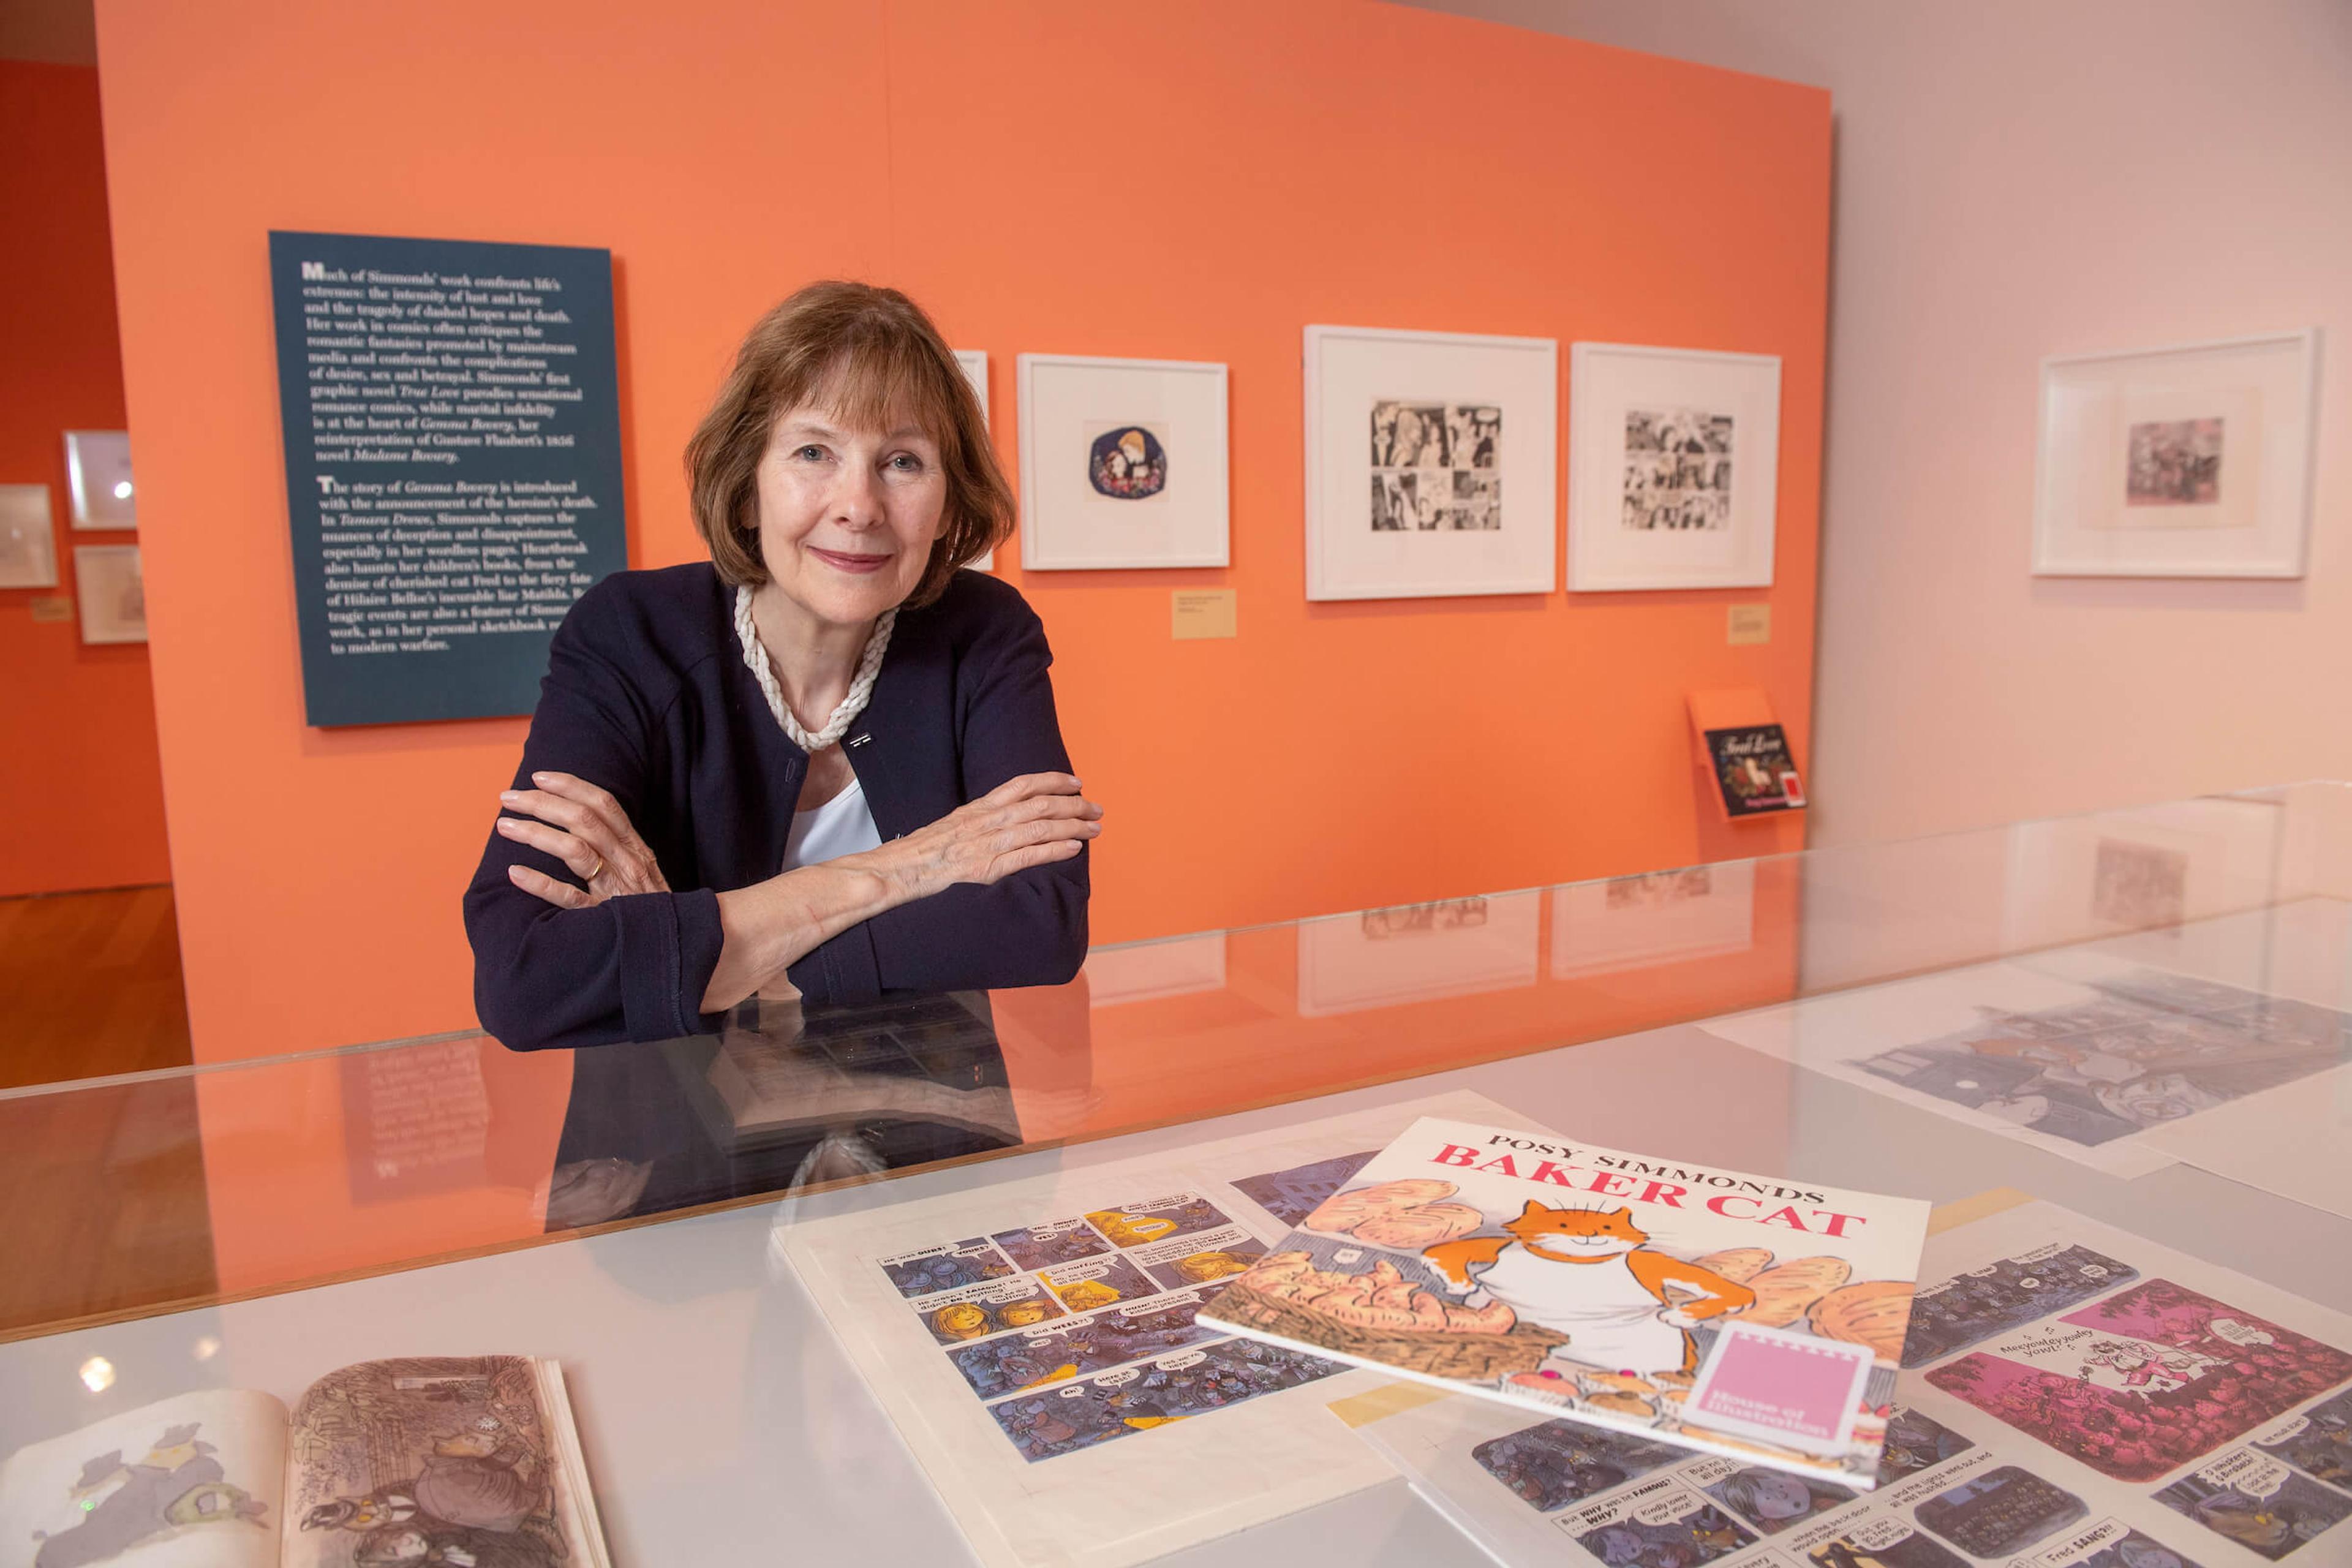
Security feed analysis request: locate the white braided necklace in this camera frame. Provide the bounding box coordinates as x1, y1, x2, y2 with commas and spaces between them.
733, 583, 896, 753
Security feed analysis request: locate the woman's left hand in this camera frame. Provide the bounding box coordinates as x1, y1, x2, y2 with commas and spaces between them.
498, 771, 673, 909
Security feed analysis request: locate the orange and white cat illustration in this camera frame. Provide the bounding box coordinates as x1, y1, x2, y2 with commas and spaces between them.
1423, 1202, 1757, 1376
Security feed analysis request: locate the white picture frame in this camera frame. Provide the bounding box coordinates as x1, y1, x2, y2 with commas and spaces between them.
1303, 325, 1556, 601
73, 543, 146, 644
1017, 353, 1229, 571
2032, 329, 2320, 578
64, 429, 137, 530
1567, 342, 1780, 592
953, 350, 995, 571
0, 484, 59, 589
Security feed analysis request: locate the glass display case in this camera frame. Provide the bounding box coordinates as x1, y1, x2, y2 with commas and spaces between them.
5, 783, 2350, 1567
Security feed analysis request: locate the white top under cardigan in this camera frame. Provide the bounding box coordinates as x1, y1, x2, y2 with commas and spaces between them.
782, 775, 883, 870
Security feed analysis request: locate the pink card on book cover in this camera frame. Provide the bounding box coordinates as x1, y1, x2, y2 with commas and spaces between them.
1682, 1320, 1876, 1455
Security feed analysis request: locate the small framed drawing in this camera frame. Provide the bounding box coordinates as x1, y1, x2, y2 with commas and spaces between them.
1304, 325, 1555, 600
64, 429, 137, 530
1017, 353, 1229, 571
1567, 342, 1780, 591
73, 544, 146, 644
2033, 329, 2320, 577
0, 484, 59, 589
953, 350, 995, 571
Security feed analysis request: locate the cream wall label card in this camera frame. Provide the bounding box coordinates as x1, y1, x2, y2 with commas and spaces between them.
2035, 330, 2318, 577
1017, 354, 1229, 571
1569, 342, 1781, 591
1303, 324, 1557, 600
1727, 602, 1771, 644
1170, 587, 1236, 639
266, 231, 627, 725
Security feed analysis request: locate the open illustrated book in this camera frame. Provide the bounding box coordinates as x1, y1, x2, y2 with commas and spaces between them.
1, 1357, 608, 1568
1196, 1115, 1931, 1487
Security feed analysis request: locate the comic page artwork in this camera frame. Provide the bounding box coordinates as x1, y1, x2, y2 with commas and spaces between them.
786, 1091, 1561, 1568
878, 1190, 1345, 1466
1925, 1281, 2352, 1483
284, 1358, 588, 1568
1850, 969, 2351, 1158
1702, 952, 2352, 1176
2126, 418, 2225, 511
1369, 401, 1501, 530
1898, 1202, 2352, 1566
1624, 407, 1734, 532
1349, 1391, 1992, 1568
0, 1390, 285, 1568
2154, 1453, 2352, 1562
1347, 1199, 2350, 1568
1901, 1243, 2141, 1366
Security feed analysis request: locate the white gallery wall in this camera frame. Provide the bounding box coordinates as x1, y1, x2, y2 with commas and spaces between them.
1407, 0, 2352, 846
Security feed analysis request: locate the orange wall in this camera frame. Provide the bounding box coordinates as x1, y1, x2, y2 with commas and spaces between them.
0, 61, 172, 897
92, 0, 1829, 1063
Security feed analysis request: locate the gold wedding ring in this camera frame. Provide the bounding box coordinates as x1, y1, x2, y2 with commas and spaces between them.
586, 854, 605, 882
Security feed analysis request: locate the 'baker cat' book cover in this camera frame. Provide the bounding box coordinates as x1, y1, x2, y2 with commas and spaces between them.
1196, 1117, 1929, 1487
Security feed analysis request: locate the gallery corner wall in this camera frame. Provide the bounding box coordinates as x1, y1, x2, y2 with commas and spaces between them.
0, 59, 172, 899
92, 0, 1831, 1064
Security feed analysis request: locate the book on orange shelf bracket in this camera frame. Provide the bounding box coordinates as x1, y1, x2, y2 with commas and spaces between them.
1195, 1115, 1930, 1488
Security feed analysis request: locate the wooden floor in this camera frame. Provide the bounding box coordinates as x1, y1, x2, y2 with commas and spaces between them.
0, 884, 195, 1089
0, 885, 216, 1335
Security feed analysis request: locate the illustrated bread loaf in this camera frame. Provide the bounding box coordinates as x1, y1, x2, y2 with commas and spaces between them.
1355, 1200, 1485, 1249
1691, 1246, 1774, 1284
1809, 1280, 1916, 1363
1740, 1256, 1853, 1327
1303, 1178, 1458, 1234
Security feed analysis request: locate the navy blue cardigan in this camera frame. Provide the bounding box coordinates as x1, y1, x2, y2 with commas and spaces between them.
463, 562, 1088, 1050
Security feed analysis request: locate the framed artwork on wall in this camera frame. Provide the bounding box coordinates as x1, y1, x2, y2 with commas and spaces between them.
953, 350, 995, 571
1017, 353, 1229, 571
2032, 329, 2320, 578
73, 543, 146, 644
64, 429, 137, 530
1567, 342, 1780, 592
0, 484, 59, 589
1303, 325, 1556, 600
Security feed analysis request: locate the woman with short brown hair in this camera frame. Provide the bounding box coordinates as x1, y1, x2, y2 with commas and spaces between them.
464, 282, 1098, 1050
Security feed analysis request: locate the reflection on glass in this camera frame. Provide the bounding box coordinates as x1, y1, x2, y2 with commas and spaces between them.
78, 1357, 114, 1393
546, 992, 1022, 1229
1295, 891, 1540, 1016
1082, 932, 1229, 1006
1550, 862, 1757, 979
